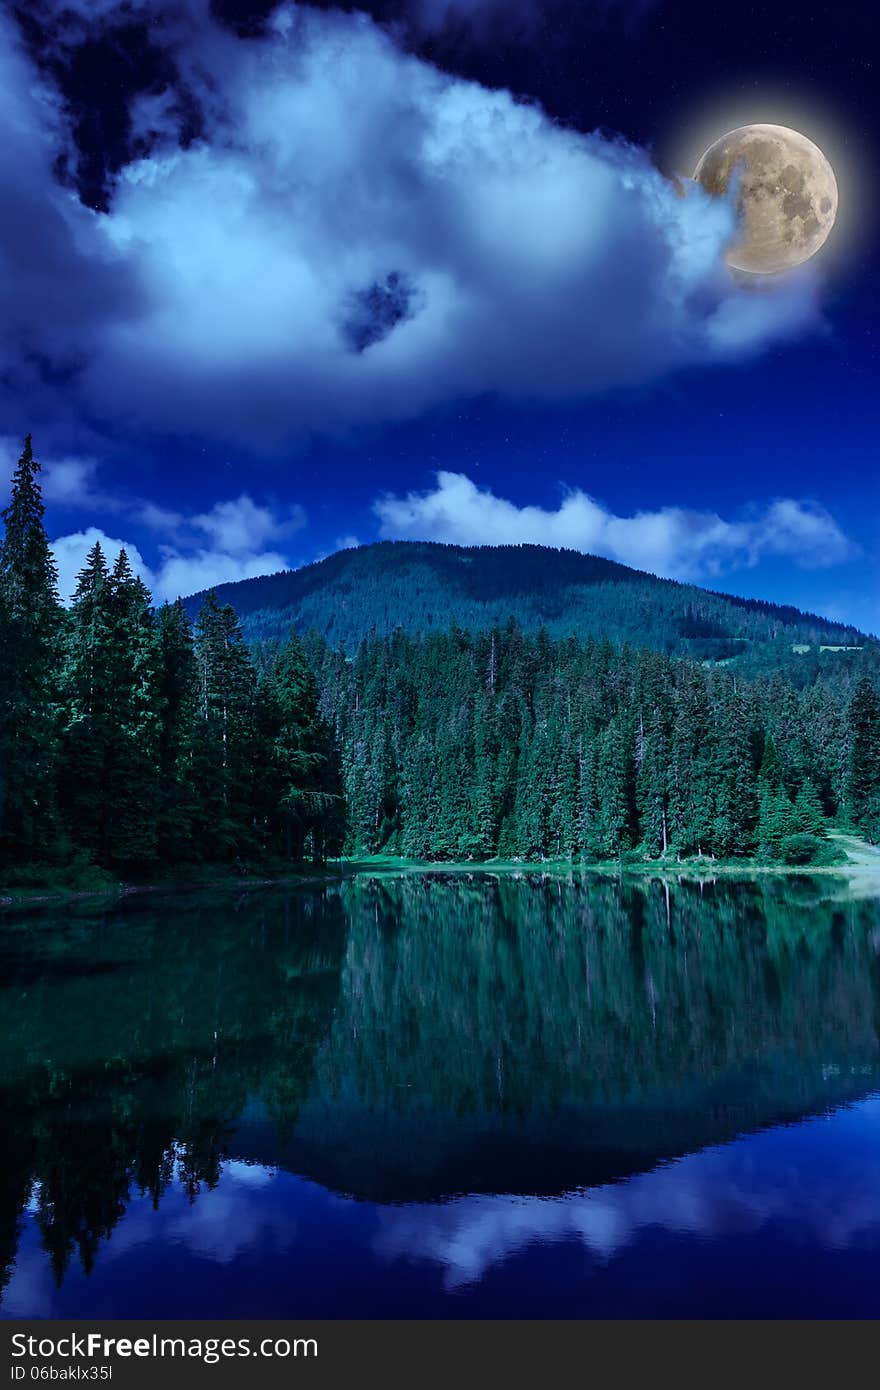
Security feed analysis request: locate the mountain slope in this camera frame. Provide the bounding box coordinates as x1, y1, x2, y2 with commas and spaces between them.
183, 540, 870, 668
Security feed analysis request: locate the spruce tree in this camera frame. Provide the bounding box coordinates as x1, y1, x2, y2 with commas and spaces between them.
846, 678, 880, 842
636, 707, 670, 857
0, 435, 62, 862
669, 668, 713, 856
793, 778, 826, 838
758, 787, 796, 859
259, 630, 344, 862
156, 600, 199, 861
58, 542, 115, 861
104, 550, 161, 867
592, 717, 632, 858
192, 593, 258, 861
711, 685, 758, 857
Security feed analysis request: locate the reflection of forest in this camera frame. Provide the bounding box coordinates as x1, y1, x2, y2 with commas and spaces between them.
2, 874, 880, 1293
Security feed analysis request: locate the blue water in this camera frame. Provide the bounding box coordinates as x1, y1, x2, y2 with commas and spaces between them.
3, 873, 880, 1318
6, 1098, 880, 1318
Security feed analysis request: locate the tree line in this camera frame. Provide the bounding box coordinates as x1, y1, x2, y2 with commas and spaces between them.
1, 435, 879, 878
0, 437, 344, 879
308, 620, 880, 864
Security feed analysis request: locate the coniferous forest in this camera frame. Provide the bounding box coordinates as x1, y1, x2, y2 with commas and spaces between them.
1, 437, 879, 884
0, 439, 344, 882
311, 626, 880, 864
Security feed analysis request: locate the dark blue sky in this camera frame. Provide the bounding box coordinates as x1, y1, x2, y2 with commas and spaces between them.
2, 0, 877, 629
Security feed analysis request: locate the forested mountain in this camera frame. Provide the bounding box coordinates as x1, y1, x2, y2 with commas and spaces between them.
2, 437, 879, 880
184, 540, 871, 675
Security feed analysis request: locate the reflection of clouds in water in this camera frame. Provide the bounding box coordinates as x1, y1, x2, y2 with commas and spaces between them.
1, 1244, 56, 1320
117, 1161, 293, 1265
7, 1097, 880, 1315
2, 1158, 301, 1317
374, 1097, 880, 1289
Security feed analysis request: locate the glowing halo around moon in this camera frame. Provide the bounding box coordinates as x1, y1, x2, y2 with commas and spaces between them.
694, 123, 838, 274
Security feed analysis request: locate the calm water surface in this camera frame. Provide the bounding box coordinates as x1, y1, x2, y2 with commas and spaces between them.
3, 871, 880, 1318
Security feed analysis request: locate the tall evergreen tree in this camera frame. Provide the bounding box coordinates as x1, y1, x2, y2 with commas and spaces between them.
793, 778, 826, 838
636, 707, 670, 857
0, 435, 62, 862
58, 542, 115, 861
156, 600, 199, 859
104, 551, 162, 866
846, 678, 880, 842
259, 630, 345, 862
191, 592, 258, 861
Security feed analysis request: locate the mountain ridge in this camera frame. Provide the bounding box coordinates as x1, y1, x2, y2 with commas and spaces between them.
181, 540, 871, 668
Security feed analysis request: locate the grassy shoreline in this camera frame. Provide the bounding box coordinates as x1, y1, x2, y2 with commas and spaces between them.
2, 833, 879, 909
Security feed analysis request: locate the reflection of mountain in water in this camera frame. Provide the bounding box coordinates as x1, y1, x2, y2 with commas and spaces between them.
2, 873, 880, 1293
273, 874, 880, 1200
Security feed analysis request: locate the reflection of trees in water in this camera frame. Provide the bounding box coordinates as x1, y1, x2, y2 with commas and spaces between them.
318, 875, 880, 1114
295, 875, 880, 1197
2, 874, 880, 1293
0, 887, 348, 1293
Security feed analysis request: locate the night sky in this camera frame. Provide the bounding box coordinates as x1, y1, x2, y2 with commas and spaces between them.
2, 0, 877, 628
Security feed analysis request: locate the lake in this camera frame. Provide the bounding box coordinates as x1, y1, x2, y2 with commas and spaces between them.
3, 870, 880, 1319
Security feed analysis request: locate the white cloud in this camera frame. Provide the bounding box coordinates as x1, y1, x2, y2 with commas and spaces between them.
0, 3, 822, 449
137, 500, 185, 532
0, 438, 122, 514
152, 545, 288, 601
375, 471, 854, 579
51, 492, 297, 603
192, 494, 305, 555
52, 527, 154, 604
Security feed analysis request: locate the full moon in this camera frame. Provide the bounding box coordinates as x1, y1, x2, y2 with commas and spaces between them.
694, 124, 838, 274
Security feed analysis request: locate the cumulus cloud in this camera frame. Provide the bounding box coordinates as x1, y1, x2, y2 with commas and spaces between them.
375, 471, 854, 578
150, 545, 288, 601
38, 456, 105, 509
0, 438, 122, 516
51, 493, 298, 603
52, 527, 154, 604
190, 494, 305, 555
1, 2, 821, 451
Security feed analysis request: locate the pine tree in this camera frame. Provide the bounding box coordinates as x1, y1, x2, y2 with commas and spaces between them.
591, 717, 632, 858
758, 787, 797, 859
58, 542, 115, 861
711, 684, 758, 857
759, 734, 784, 790
846, 678, 880, 842
669, 669, 713, 856
0, 435, 62, 862
636, 707, 670, 857
191, 593, 258, 861
156, 600, 199, 860
793, 778, 826, 838
104, 551, 161, 867
259, 630, 344, 862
